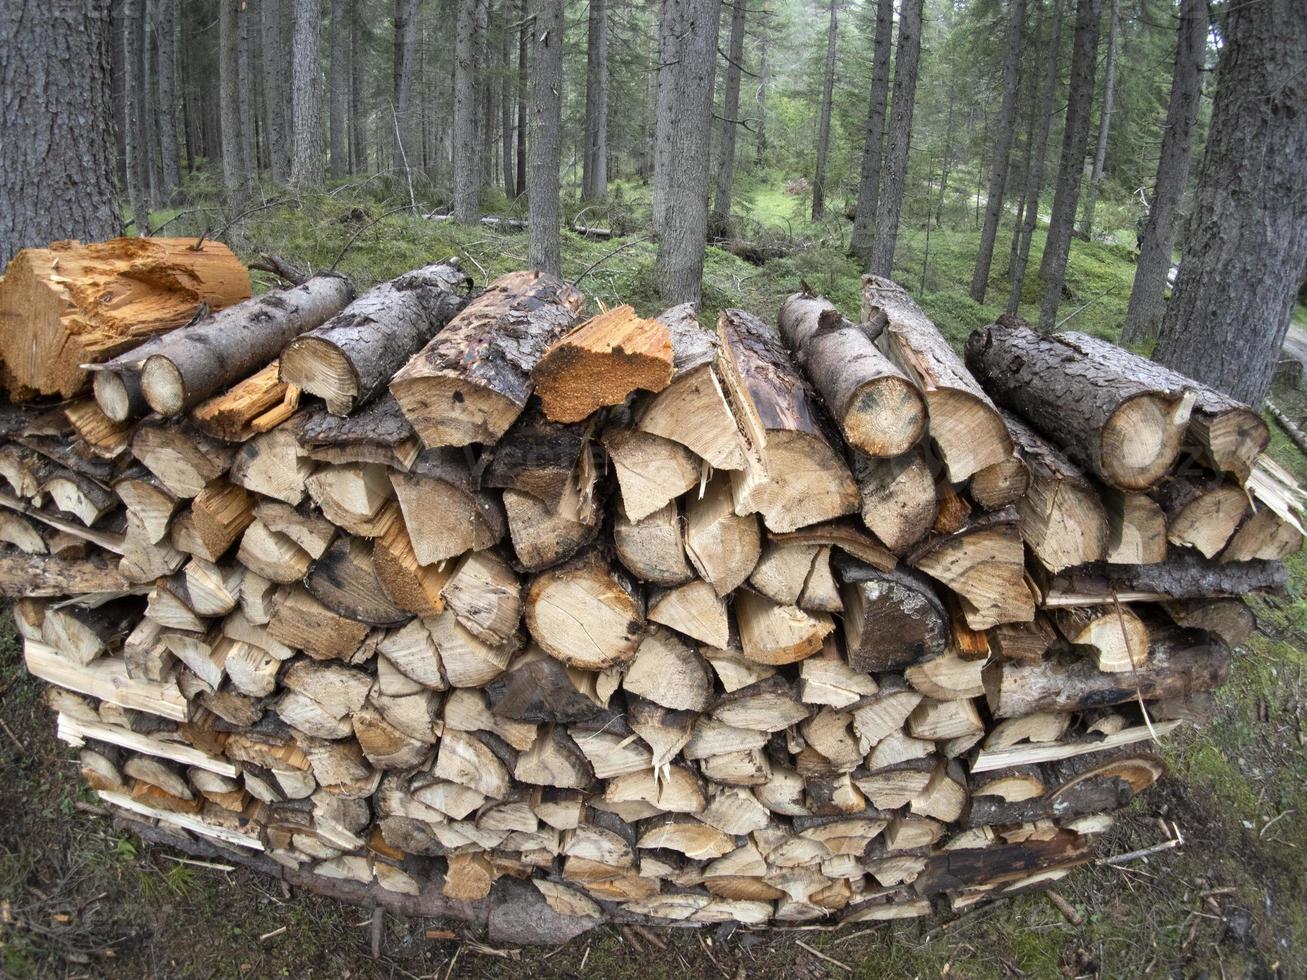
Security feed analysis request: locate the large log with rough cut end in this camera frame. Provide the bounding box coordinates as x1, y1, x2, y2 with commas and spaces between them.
1003, 410, 1108, 573
1051, 331, 1268, 483
718, 308, 860, 532
0, 237, 250, 399
909, 507, 1034, 630
862, 276, 1012, 482
964, 321, 1196, 491
525, 550, 644, 669
1035, 551, 1286, 605
777, 292, 926, 458
838, 560, 949, 671
94, 276, 354, 420
983, 625, 1232, 717
531, 305, 674, 422
280, 260, 472, 415
389, 271, 584, 447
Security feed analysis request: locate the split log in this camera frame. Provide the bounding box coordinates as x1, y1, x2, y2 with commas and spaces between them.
389, 448, 505, 564
305, 535, 413, 627
1035, 551, 1286, 605
441, 550, 521, 646
132, 422, 236, 499
735, 591, 833, 665
909, 507, 1034, 630
989, 618, 1058, 663
623, 628, 712, 712
964, 752, 1165, 827
863, 277, 1011, 482
0, 237, 249, 398
1050, 606, 1150, 673
1003, 411, 1108, 573
1220, 505, 1304, 563
41, 599, 138, 665
601, 428, 699, 523
984, 625, 1232, 717
853, 450, 937, 556
502, 487, 599, 573
191, 364, 301, 443
749, 539, 820, 606
64, 399, 130, 457
389, 271, 584, 446
969, 453, 1030, 510
1153, 476, 1248, 559
306, 463, 394, 537
298, 395, 420, 470
838, 561, 948, 672
525, 550, 644, 669
229, 424, 313, 505
1101, 489, 1168, 565
718, 308, 860, 532
613, 501, 692, 586
777, 292, 926, 458
267, 588, 371, 662
40, 467, 117, 526
964, 321, 1196, 491
636, 303, 762, 474
486, 647, 604, 724
96, 275, 354, 418
0, 549, 131, 597
684, 471, 761, 596
531, 305, 673, 422
482, 409, 590, 511
647, 579, 730, 649
1159, 598, 1255, 648
281, 260, 472, 415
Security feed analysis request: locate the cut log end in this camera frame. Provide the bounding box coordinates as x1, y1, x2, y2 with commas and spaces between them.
140, 356, 188, 416
925, 388, 1013, 483
92, 371, 134, 423
843, 376, 927, 458
1100, 393, 1190, 491
279, 338, 359, 416
389, 375, 520, 449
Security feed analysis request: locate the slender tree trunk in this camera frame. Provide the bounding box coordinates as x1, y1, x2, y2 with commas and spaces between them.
289, 0, 325, 187
849, 0, 893, 261
1007, 23, 1040, 284
476, 0, 492, 187
581, 0, 609, 200
111, 2, 127, 189
811, 0, 838, 221
262, 0, 289, 183
122, 0, 150, 229
969, 0, 1027, 302
393, 0, 421, 175
515, 0, 528, 199
237, 0, 255, 181
156, 0, 181, 196
350, 3, 367, 173
1008, 0, 1061, 314
453, 0, 480, 220
1120, 0, 1206, 346
653, 0, 722, 306
328, 0, 348, 178
219, 0, 247, 198
754, 22, 768, 166
501, 0, 516, 197
710, 0, 747, 232
1037, 0, 1101, 330
0, 0, 119, 264
142, 0, 163, 205
934, 85, 956, 228
527, 0, 564, 274
1078, 0, 1117, 240
1152, 0, 1307, 406
869, 0, 924, 277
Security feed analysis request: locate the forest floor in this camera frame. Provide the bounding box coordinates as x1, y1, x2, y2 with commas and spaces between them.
2, 183, 1305, 978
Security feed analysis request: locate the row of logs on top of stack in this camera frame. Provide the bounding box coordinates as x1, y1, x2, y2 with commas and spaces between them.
0, 235, 1298, 933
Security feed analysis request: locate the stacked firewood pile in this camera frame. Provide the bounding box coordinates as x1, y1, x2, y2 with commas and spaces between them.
1, 236, 1301, 938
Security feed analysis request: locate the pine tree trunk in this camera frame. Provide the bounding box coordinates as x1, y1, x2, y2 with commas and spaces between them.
237, 0, 255, 180
329, 0, 349, 178
516, 0, 528, 199
290, 0, 324, 187
1036, 0, 1101, 330
453, 0, 480, 220
1152, 0, 1307, 406
810, 0, 837, 221
1120, 0, 1207, 346
1007, 0, 1062, 314
141, 0, 161, 205
123, 0, 150, 230
0, 0, 119, 265
262, 0, 290, 183
1078, 0, 1117, 240
155, 0, 182, 196
653, 0, 722, 306
527, 0, 564, 275
393, 0, 421, 176
869, 0, 924, 277
476, 0, 491, 187
754, 24, 768, 166
501, 0, 516, 197
849, 0, 893, 261
709, 0, 747, 231
969, 0, 1027, 302
350, 2, 367, 173
219, 0, 247, 198
582, 0, 609, 200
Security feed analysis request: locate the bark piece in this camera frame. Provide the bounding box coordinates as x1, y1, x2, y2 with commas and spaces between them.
0, 238, 249, 398
389, 271, 584, 446
1036, 551, 1286, 605
910, 507, 1034, 629
525, 550, 644, 670
532, 305, 673, 422
298, 394, 421, 470
864, 277, 1012, 482
965, 321, 1196, 490
777, 292, 926, 457
281, 260, 472, 415
839, 560, 949, 672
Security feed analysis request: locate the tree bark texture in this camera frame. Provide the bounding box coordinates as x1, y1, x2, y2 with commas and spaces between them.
453, 0, 480, 221
500, 0, 516, 197
349, 3, 367, 173
1036, 0, 1101, 330
262, 0, 291, 183
754, 21, 768, 165
1151, 0, 1307, 407
869, 0, 924, 278
582, 0, 609, 200
0, 0, 119, 266
810, 0, 838, 222
236, 0, 255, 180
329, 0, 349, 179
1007, 0, 1062, 314
969, 0, 1027, 302
516, 0, 528, 198
155, 0, 181, 195
289, 0, 325, 187
1077, 0, 1117, 240
393, 0, 421, 174
849, 0, 894, 261
1120, 0, 1207, 346
219, 0, 248, 198
527, 0, 564, 276
710, 0, 747, 232
653, 0, 723, 307
123, 0, 150, 230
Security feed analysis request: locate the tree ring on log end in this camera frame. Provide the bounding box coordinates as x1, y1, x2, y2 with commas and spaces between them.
845, 376, 927, 458
140, 356, 187, 415
280, 337, 361, 415
92, 371, 134, 422
1100, 393, 1189, 490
